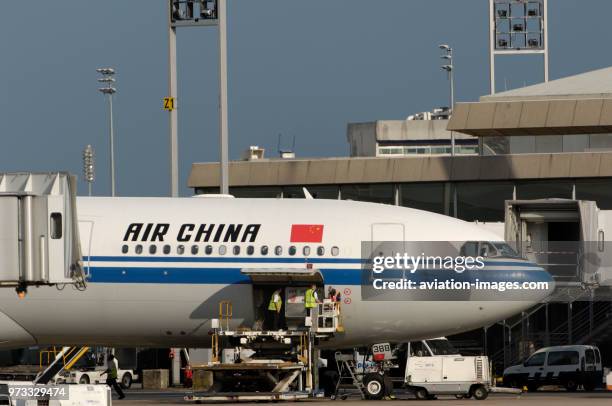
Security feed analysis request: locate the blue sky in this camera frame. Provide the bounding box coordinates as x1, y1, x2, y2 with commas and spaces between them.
1, 1, 611, 196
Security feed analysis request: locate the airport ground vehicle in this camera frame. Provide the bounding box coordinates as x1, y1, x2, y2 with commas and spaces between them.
55, 347, 137, 388
58, 366, 136, 388
503, 345, 603, 391
329, 339, 507, 400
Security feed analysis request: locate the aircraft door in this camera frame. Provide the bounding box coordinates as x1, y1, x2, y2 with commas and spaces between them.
78, 221, 94, 277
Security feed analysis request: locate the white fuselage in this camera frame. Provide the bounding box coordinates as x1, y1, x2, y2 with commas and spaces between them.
0, 197, 553, 349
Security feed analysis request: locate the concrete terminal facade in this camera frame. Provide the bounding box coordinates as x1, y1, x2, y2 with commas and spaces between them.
188, 66, 612, 369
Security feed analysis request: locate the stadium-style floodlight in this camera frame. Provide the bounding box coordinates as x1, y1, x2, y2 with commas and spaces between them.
489, 0, 548, 94
96, 67, 117, 197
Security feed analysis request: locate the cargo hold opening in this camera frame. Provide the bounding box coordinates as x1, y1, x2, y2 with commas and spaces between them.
240, 268, 324, 331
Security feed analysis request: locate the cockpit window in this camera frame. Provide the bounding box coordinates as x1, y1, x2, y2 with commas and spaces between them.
460, 241, 522, 259
492, 243, 522, 259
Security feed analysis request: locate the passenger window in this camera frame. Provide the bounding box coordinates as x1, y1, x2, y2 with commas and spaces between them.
219, 245, 227, 255
135, 244, 143, 255
275, 246, 282, 255
261, 246, 269, 255
247, 246, 254, 255
547, 351, 579, 366
303, 246, 311, 256
163, 245, 171, 255
525, 352, 546, 367
191, 245, 199, 255
149, 245, 157, 255
205, 245, 213, 255
288, 246, 296, 256
331, 246, 339, 256
121, 245, 129, 254
233, 246, 241, 255
50, 213, 62, 239
177, 245, 185, 255
317, 246, 325, 256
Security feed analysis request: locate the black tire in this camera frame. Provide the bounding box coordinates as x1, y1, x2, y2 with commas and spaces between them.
363, 373, 385, 400
565, 379, 578, 392
79, 374, 90, 384
472, 385, 489, 401
414, 388, 429, 400
121, 372, 132, 389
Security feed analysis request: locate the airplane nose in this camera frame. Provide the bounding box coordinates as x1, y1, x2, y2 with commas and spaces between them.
508, 264, 555, 303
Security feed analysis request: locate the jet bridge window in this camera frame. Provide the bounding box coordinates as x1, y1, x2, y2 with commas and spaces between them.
50, 212, 62, 239
121, 245, 129, 254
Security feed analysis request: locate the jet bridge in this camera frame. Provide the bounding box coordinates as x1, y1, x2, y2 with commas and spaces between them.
504, 199, 611, 290
0, 173, 85, 295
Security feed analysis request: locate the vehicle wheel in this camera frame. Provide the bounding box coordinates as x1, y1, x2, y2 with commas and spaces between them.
527, 384, 539, 392
79, 375, 90, 384
472, 385, 489, 401
414, 388, 429, 400
565, 380, 578, 392
363, 373, 385, 400
121, 372, 132, 389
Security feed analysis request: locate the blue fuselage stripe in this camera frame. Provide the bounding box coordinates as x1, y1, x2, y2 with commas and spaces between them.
85, 266, 549, 286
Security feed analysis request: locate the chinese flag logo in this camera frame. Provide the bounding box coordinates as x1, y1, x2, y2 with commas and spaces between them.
290, 224, 324, 243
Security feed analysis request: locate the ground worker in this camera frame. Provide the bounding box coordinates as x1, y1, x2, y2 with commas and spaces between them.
268, 288, 283, 330
101, 353, 125, 399
305, 284, 320, 317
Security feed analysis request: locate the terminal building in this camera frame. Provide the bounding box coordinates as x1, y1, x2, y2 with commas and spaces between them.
189, 66, 612, 370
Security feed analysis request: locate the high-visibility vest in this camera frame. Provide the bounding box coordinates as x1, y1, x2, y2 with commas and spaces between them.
109, 360, 118, 379
268, 292, 282, 311
305, 288, 316, 308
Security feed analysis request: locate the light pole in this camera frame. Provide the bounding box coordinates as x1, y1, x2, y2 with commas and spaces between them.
83, 145, 95, 196
96, 68, 117, 196
439, 44, 455, 156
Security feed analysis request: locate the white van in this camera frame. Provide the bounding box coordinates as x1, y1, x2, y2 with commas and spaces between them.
503, 345, 603, 391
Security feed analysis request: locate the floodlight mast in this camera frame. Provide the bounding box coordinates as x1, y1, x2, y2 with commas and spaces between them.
168, 1, 227, 196
439, 44, 455, 156
96, 67, 117, 197
489, 0, 548, 94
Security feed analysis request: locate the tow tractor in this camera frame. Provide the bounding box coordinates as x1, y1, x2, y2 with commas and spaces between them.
331, 339, 521, 400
